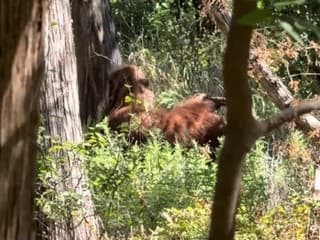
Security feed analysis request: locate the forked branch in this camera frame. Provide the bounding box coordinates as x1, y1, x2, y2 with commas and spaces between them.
259, 99, 320, 136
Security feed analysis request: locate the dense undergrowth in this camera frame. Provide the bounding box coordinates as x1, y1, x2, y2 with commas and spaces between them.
37, 119, 318, 239
36, 0, 320, 239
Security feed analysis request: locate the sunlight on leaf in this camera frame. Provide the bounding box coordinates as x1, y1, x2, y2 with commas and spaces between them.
274, 0, 305, 8
124, 95, 134, 104
279, 21, 302, 43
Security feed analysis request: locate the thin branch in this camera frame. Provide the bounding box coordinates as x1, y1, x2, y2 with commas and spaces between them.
93, 51, 115, 64
259, 99, 320, 135
282, 72, 320, 79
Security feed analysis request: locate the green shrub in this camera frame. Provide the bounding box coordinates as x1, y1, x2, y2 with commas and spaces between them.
36, 118, 316, 239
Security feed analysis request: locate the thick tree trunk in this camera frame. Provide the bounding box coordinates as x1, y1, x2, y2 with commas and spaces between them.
71, 0, 122, 125
0, 1, 46, 239
40, 0, 100, 239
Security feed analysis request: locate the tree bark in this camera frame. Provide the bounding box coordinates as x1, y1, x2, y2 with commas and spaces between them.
40, 0, 100, 239
71, 0, 122, 125
209, 1, 256, 239
0, 1, 46, 239
251, 57, 320, 133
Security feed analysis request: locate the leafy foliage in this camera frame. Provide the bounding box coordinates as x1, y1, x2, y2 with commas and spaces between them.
37, 119, 316, 239
111, 0, 225, 97
83, 120, 216, 237
36, 0, 320, 239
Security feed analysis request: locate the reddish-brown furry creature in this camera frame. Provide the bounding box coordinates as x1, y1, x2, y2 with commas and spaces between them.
108, 65, 225, 159
108, 64, 155, 129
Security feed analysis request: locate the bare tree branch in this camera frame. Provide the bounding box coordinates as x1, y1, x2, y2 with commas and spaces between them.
251, 57, 320, 134
208, 0, 320, 138
258, 99, 320, 135
282, 72, 320, 79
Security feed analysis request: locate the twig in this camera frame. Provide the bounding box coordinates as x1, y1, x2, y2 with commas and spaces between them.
282, 72, 320, 79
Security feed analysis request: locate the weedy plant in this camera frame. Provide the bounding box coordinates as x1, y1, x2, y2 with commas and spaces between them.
36, 115, 316, 239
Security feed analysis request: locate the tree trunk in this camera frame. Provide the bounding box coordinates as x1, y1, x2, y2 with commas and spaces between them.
209, 0, 256, 238
71, 0, 122, 125
208, 0, 320, 195
208, 0, 320, 238
0, 1, 46, 239
40, 0, 100, 239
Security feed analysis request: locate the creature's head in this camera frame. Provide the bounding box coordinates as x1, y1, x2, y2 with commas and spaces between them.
108, 65, 155, 112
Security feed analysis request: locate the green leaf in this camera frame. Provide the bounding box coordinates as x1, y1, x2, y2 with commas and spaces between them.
279, 21, 303, 43
293, 19, 320, 39
161, 2, 169, 9
273, 0, 305, 8
124, 95, 134, 104
50, 21, 57, 27
238, 9, 272, 26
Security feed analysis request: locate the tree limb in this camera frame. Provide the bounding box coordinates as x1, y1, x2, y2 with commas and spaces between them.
259, 99, 320, 135
251, 57, 320, 133
209, 0, 320, 137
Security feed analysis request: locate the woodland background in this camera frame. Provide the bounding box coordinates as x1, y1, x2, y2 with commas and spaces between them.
1, 0, 320, 239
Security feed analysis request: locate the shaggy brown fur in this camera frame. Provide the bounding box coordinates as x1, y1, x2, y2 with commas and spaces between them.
108, 65, 225, 159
